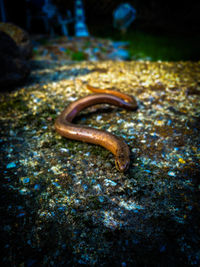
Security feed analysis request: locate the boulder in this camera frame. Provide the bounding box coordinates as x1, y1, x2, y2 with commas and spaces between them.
0, 22, 32, 59
0, 31, 30, 90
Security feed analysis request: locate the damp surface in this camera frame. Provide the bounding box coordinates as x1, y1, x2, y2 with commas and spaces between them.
0, 60, 200, 266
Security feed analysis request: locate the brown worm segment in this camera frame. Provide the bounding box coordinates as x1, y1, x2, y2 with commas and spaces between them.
55, 91, 137, 172
87, 84, 135, 103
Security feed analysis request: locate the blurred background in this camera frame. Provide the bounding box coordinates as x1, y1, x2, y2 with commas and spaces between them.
1, 0, 200, 61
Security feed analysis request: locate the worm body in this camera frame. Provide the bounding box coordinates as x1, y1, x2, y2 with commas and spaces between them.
55, 90, 137, 172
87, 84, 135, 103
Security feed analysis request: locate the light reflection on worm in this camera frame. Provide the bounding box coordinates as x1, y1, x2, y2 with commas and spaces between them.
55, 85, 137, 172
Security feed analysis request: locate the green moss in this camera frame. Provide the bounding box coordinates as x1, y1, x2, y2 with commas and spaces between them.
91, 26, 200, 61
0, 97, 29, 113
64, 48, 72, 55
64, 49, 86, 61
71, 51, 86, 61
126, 30, 200, 61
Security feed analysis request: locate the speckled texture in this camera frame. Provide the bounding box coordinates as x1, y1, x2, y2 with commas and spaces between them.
1, 60, 200, 266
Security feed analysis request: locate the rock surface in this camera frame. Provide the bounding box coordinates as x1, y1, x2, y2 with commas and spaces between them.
0, 59, 200, 266
0, 22, 32, 59
0, 31, 30, 90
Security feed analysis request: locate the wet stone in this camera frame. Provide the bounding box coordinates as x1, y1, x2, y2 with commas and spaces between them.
0, 60, 200, 266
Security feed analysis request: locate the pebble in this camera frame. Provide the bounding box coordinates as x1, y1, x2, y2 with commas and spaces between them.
119, 200, 144, 211
82, 184, 88, 191
96, 115, 102, 121
104, 179, 117, 187
21, 177, 30, 184
6, 162, 16, 168
51, 166, 61, 174
168, 171, 176, 177
104, 162, 112, 168
93, 184, 102, 193
98, 196, 104, 203
60, 148, 69, 153
19, 188, 30, 195
34, 184, 40, 190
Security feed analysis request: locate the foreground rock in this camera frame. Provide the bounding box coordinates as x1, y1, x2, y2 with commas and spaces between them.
0, 22, 32, 59
0, 60, 199, 266
0, 31, 30, 90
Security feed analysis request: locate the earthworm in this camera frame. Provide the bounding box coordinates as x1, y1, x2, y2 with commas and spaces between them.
86, 84, 135, 103
55, 88, 137, 172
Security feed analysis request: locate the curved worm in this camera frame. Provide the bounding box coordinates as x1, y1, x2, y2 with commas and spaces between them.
87, 84, 135, 103
55, 91, 137, 172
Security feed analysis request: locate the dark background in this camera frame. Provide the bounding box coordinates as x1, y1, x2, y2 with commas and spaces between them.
3, 0, 200, 35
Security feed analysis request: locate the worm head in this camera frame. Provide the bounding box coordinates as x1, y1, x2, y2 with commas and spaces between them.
115, 156, 130, 172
